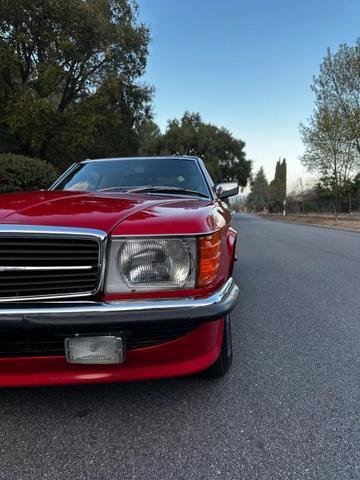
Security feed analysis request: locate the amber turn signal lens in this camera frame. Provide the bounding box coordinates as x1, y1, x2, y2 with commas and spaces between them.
198, 231, 222, 287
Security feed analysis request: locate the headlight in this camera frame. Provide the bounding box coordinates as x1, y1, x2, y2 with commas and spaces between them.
106, 238, 197, 293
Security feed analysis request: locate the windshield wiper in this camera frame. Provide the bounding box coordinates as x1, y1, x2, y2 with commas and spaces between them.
126, 186, 209, 198
99, 186, 137, 192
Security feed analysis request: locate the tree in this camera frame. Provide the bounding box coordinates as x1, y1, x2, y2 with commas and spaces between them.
0, 0, 152, 167
137, 119, 162, 156
141, 112, 251, 186
300, 105, 358, 217
352, 172, 360, 196
300, 41, 360, 216
290, 177, 309, 213
269, 158, 287, 212
312, 42, 360, 154
246, 167, 268, 212
287, 177, 318, 213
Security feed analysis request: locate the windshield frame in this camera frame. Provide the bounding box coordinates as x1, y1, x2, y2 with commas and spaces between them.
49, 157, 214, 199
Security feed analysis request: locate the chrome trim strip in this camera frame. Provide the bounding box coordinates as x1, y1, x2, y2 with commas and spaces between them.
0, 266, 93, 272
49, 163, 79, 190
195, 157, 216, 200
110, 231, 219, 239
0, 225, 106, 239
81, 156, 203, 163
0, 225, 107, 302
0, 291, 101, 304
0, 278, 239, 326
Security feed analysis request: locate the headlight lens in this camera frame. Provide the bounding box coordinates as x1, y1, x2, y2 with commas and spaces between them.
120, 240, 192, 287
106, 238, 197, 293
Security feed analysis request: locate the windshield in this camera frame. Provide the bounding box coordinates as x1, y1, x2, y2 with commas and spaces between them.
53, 158, 211, 197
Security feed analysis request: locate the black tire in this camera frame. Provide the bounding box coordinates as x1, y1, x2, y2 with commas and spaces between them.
205, 315, 233, 377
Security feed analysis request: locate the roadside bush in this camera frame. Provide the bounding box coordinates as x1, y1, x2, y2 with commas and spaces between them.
0, 153, 58, 193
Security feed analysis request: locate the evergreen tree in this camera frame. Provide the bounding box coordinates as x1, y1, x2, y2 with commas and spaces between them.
247, 167, 268, 211
269, 158, 287, 211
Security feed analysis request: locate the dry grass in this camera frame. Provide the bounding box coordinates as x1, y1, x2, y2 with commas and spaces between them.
263, 214, 360, 231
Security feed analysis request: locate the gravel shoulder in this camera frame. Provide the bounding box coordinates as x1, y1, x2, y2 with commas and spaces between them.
262, 213, 360, 232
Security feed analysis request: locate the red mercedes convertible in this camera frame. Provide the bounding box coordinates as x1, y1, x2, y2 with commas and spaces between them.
0, 156, 239, 387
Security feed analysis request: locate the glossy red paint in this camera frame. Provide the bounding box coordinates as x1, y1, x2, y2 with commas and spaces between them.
0, 190, 199, 232
0, 320, 224, 387
0, 190, 235, 300
0, 181, 236, 386
0, 190, 231, 236
111, 199, 227, 236
227, 227, 238, 276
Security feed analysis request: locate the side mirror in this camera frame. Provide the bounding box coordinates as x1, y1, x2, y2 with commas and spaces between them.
215, 182, 239, 199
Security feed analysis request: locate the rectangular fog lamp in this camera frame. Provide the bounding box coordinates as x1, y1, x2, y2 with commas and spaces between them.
65, 336, 124, 364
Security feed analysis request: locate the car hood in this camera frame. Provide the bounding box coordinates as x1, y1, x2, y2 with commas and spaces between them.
0, 191, 212, 234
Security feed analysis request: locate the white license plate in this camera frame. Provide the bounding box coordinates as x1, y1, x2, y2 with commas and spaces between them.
64, 336, 124, 364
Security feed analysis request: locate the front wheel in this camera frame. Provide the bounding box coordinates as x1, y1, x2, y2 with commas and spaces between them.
205, 315, 233, 377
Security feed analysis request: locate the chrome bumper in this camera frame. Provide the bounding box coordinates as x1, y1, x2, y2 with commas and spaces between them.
0, 278, 239, 329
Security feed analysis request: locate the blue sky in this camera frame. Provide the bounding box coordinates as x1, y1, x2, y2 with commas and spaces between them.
139, 0, 360, 188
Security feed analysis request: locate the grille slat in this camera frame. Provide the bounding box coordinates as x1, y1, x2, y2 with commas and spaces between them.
0, 284, 96, 293
0, 256, 97, 261
0, 272, 98, 281
0, 277, 96, 286
0, 250, 97, 256
0, 235, 101, 300
0, 240, 98, 248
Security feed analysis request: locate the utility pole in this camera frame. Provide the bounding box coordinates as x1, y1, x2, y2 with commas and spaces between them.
349, 192, 352, 215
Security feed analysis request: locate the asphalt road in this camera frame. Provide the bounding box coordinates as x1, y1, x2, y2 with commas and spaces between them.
1, 214, 360, 480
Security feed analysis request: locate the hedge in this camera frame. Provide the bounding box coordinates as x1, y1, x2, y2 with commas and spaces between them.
0, 153, 58, 193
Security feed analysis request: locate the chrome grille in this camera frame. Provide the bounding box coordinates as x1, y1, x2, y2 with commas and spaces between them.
0, 226, 106, 301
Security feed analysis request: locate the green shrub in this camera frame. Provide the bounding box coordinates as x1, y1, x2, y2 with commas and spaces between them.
0, 153, 58, 193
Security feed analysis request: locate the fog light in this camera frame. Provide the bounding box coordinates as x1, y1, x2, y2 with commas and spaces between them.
64, 336, 124, 364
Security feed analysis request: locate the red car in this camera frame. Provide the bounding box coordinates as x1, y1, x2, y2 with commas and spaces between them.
0, 156, 239, 387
